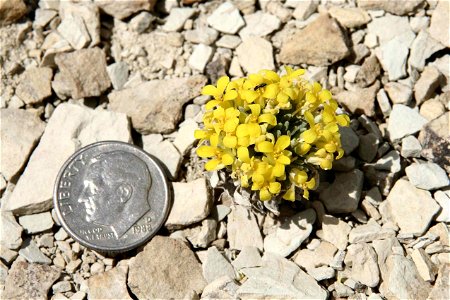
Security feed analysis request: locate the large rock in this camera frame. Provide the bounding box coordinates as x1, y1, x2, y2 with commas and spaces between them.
386, 179, 440, 236
54, 48, 111, 99
142, 134, 181, 178
2, 260, 61, 300
414, 66, 443, 105
94, 0, 156, 20
348, 220, 395, 243
0, 0, 27, 26
428, 264, 450, 300
2, 104, 131, 215
109, 75, 206, 134
387, 104, 428, 141
428, 0, 450, 47
237, 252, 328, 299
335, 81, 380, 117
263, 209, 316, 257
0, 211, 23, 249
327, 7, 371, 28
88, 265, 132, 299
319, 169, 364, 214
165, 178, 212, 230
345, 243, 380, 287
202, 246, 236, 283
239, 11, 281, 38
293, 241, 337, 271
227, 205, 263, 251
15, 67, 53, 105
357, 0, 424, 15
367, 14, 412, 44
279, 13, 350, 66
128, 236, 207, 299
236, 36, 275, 74
318, 215, 351, 250
408, 30, 445, 72
207, 2, 245, 34
405, 162, 449, 190
1, 109, 46, 181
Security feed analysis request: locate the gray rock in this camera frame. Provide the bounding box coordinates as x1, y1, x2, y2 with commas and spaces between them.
52, 281, 72, 294
386, 179, 440, 236
409, 30, 445, 72
339, 126, 360, 155
227, 205, 263, 251
405, 162, 449, 190
414, 66, 443, 105
328, 7, 371, 28
207, 2, 245, 34
201, 276, 239, 300
2, 260, 61, 299
57, 14, 91, 49
318, 215, 351, 250
319, 169, 364, 213
109, 75, 206, 134
162, 8, 195, 32
264, 209, 316, 257
349, 219, 395, 243
236, 36, 274, 74
129, 11, 154, 33
376, 88, 392, 117
107, 62, 129, 90
401, 135, 422, 158
231, 246, 262, 271
94, 0, 155, 20
1, 109, 46, 181
358, 133, 379, 162
334, 282, 354, 297
128, 236, 207, 299
15, 67, 53, 105
292, 0, 318, 20
355, 54, 381, 88
335, 81, 380, 117
384, 82, 412, 105
215, 34, 241, 49
293, 241, 337, 270
55, 48, 111, 99
239, 11, 281, 38
434, 191, 450, 223
332, 156, 356, 171
188, 44, 214, 72
202, 246, 235, 283
308, 266, 336, 281
330, 250, 346, 270
237, 252, 328, 299
165, 178, 211, 229
428, 0, 450, 47
18, 212, 54, 234
280, 14, 350, 66
2, 104, 130, 215
19, 239, 51, 264
88, 265, 131, 300
357, 0, 424, 15
210, 204, 231, 222
373, 150, 401, 173
345, 243, 380, 287
0, 244, 18, 264
143, 135, 181, 179
185, 27, 219, 45
184, 218, 217, 248
367, 14, 412, 44
0, 211, 23, 249
387, 104, 428, 141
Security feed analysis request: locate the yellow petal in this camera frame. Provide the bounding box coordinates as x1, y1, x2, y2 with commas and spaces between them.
336, 148, 344, 159
301, 129, 317, 144
296, 143, 311, 156
248, 123, 261, 137
303, 189, 310, 200
277, 155, 291, 165
257, 141, 274, 153
291, 169, 307, 185
223, 135, 237, 148
260, 188, 272, 201
210, 134, 219, 147
275, 135, 291, 151
222, 153, 234, 165
320, 159, 332, 170
202, 85, 218, 96
318, 90, 332, 102
325, 123, 339, 133
213, 107, 225, 119
283, 185, 296, 201
336, 114, 350, 126
194, 130, 207, 139
272, 163, 284, 177
237, 147, 250, 163
205, 159, 221, 171
306, 92, 317, 103
238, 136, 250, 147
325, 143, 337, 153
261, 70, 280, 82
224, 89, 237, 100
263, 83, 279, 99
242, 89, 259, 103
241, 175, 249, 188
217, 76, 230, 93
249, 104, 261, 117
205, 100, 220, 110
269, 182, 281, 194
305, 111, 315, 126
277, 92, 289, 103
197, 146, 216, 158
258, 114, 277, 126
306, 178, 316, 189
322, 109, 334, 123
236, 124, 249, 138
224, 119, 238, 133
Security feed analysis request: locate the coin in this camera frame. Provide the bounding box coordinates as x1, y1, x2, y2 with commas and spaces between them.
53, 141, 171, 253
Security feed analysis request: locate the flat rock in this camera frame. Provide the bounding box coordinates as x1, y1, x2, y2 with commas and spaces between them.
420, 98, 446, 121
15, 67, 53, 105
128, 236, 207, 299
0, 211, 23, 249
414, 66, 442, 105
367, 14, 411, 44
328, 7, 371, 28
1, 108, 46, 181
18, 212, 54, 234
107, 62, 129, 90
0, 244, 18, 264
355, 54, 381, 87
173, 119, 198, 155
165, 178, 212, 229
384, 82, 412, 105
318, 215, 351, 250
405, 162, 449, 190
335, 81, 380, 117
410, 248, 436, 282
184, 218, 217, 248
401, 135, 422, 158
236, 36, 274, 74
57, 14, 91, 50
409, 30, 445, 72
308, 266, 336, 281
264, 209, 316, 257
357, 0, 424, 15
109, 75, 206, 134
201, 276, 240, 300
227, 205, 263, 251
184, 27, 219, 45
189, 44, 214, 72
434, 191, 450, 222
386, 179, 440, 236
94, 0, 156, 20
19, 239, 51, 264
143, 134, 181, 178
2, 103, 130, 215
239, 11, 281, 38
88, 265, 131, 300
349, 220, 395, 243
292, 0, 318, 20
428, 0, 450, 47
207, 2, 245, 34
345, 243, 380, 287
202, 246, 235, 283
54, 48, 111, 99
293, 241, 337, 270
2, 260, 61, 299
387, 104, 428, 141
162, 7, 195, 32
231, 246, 262, 271
319, 169, 364, 213
373, 150, 401, 173
237, 252, 328, 299
280, 13, 350, 66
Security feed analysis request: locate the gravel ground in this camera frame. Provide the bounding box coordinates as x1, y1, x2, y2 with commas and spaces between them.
1, 0, 449, 299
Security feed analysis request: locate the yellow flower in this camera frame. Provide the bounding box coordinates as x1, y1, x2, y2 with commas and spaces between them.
283, 168, 316, 200
203, 76, 238, 110
196, 134, 234, 171
251, 162, 281, 201
256, 135, 291, 177
211, 106, 240, 135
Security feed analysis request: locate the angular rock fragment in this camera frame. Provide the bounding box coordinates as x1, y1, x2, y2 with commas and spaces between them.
414, 66, 442, 105
202, 246, 235, 283
405, 162, 449, 190
0, 211, 23, 250
387, 104, 428, 141
227, 205, 263, 251
88, 265, 131, 299
428, 0, 450, 47
318, 215, 351, 250
335, 81, 380, 117
94, 0, 156, 20
345, 243, 380, 287
357, 0, 424, 16
328, 7, 371, 28
15, 67, 53, 105
236, 36, 274, 74
207, 2, 245, 34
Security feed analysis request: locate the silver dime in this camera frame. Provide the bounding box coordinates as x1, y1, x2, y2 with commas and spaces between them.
53, 141, 171, 253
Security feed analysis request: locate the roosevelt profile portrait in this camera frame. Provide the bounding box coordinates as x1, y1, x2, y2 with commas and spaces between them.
78, 150, 152, 239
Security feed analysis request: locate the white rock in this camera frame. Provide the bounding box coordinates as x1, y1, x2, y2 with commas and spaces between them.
143, 135, 181, 178
292, 0, 318, 20
405, 162, 449, 190
428, 0, 450, 47
364, 32, 378, 48
343, 65, 361, 83
172, 119, 198, 155
184, 218, 217, 248
54, 228, 69, 241
184, 27, 219, 45
308, 266, 335, 281
129, 12, 154, 33
34, 8, 57, 27
18, 212, 54, 234
367, 14, 412, 44
207, 2, 245, 34
293, 241, 337, 270
387, 104, 428, 141
19, 239, 51, 264
410, 16, 429, 33
2, 104, 131, 215
239, 12, 280, 38
231, 246, 262, 271
414, 66, 442, 105
345, 243, 380, 287
264, 209, 316, 257
227, 205, 263, 251
107, 62, 129, 90
229, 56, 244, 77
166, 178, 211, 229
201, 276, 239, 299
235, 36, 274, 74
374, 150, 401, 173
202, 246, 235, 283
162, 8, 195, 32
434, 191, 450, 223
327, 7, 371, 28
411, 248, 436, 282
215, 34, 241, 49
57, 14, 91, 50
386, 179, 440, 236
401, 135, 422, 158
408, 30, 445, 72
0, 211, 23, 249
188, 44, 213, 72
210, 204, 231, 222
376, 88, 391, 117
318, 215, 351, 250
349, 220, 395, 243
384, 82, 412, 104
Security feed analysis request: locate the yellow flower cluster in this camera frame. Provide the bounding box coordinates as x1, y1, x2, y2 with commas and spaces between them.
195, 67, 350, 201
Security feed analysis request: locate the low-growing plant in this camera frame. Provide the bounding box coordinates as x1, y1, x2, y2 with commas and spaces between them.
194, 67, 350, 201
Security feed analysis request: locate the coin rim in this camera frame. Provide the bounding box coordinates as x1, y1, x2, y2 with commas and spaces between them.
53, 140, 172, 253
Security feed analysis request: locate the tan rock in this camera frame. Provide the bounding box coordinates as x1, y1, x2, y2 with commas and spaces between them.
0, 0, 27, 26
227, 205, 263, 251
411, 248, 436, 282
357, 0, 424, 16
414, 66, 443, 105
334, 81, 380, 117
419, 98, 445, 121
355, 54, 380, 87
428, 0, 450, 47
15, 67, 53, 105
427, 264, 450, 299
328, 7, 371, 28
318, 215, 351, 250
94, 0, 156, 20
236, 36, 274, 74
293, 241, 337, 270
385, 82, 412, 105
279, 13, 350, 66
88, 265, 132, 300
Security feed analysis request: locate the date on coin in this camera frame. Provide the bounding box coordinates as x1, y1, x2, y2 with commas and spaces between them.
53, 141, 171, 253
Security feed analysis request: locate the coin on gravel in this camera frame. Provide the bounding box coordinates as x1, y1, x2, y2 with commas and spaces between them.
53, 141, 171, 253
